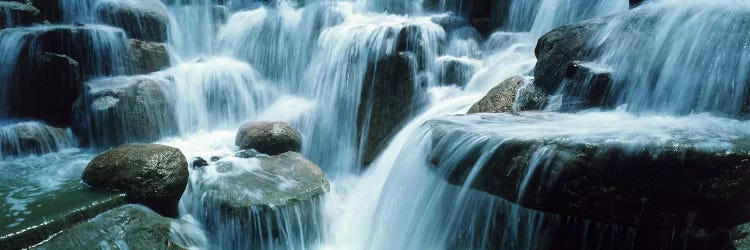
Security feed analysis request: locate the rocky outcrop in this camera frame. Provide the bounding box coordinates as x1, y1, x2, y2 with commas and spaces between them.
235, 121, 302, 155
82, 144, 188, 217
0, 1, 40, 28
10, 52, 82, 126
35, 205, 188, 250
429, 114, 750, 229
467, 76, 545, 114
127, 39, 170, 74
0, 121, 76, 159
95, 0, 169, 42
74, 75, 176, 147
358, 52, 416, 166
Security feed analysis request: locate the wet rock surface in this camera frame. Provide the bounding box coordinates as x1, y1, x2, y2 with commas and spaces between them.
34, 205, 187, 250
128, 39, 170, 74
467, 76, 545, 114
428, 113, 750, 229
235, 121, 302, 155
0, 121, 75, 159
0, 1, 40, 28
95, 0, 170, 42
358, 52, 415, 166
74, 75, 176, 147
82, 144, 188, 216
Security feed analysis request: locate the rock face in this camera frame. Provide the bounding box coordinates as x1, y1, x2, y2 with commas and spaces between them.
0, 121, 76, 159
35, 205, 187, 250
438, 57, 476, 87
128, 39, 170, 74
557, 60, 613, 109
74, 75, 176, 147
82, 144, 188, 217
95, 0, 170, 42
467, 76, 545, 114
10, 52, 82, 127
428, 113, 750, 229
358, 52, 415, 166
235, 121, 302, 155
534, 18, 607, 94
0, 1, 40, 28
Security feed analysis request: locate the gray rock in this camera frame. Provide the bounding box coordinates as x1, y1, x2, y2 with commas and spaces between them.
128, 39, 170, 74
74, 75, 176, 147
358, 52, 416, 166
438, 57, 475, 86
35, 205, 187, 250
0, 1, 39, 28
82, 144, 188, 217
558, 60, 613, 109
235, 121, 302, 155
0, 121, 75, 159
95, 0, 169, 42
468, 76, 545, 114
429, 113, 750, 228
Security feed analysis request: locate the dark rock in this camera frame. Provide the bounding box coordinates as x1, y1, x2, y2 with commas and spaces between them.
429, 113, 750, 228
235, 122, 302, 155
358, 52, 416, 166
210, 156, 221, 162
35, 205, 188, 250
234, 149, 262, 159
211, 5, 229, 26
559, 60, 613, 109
10, 52, 82, 127
73, 75, 176, 147
191, 157, 208, 169
0, 1, 39, 28
534, 18, 608, 93
127, 39, 170, 74
95, 0, 169, 42
438, 57, 476, 86
630, 0, 645, 8
29, 0, 61, 23
468, 76, 545, 114
0, 121, 75, 159
82, 144, 188, 217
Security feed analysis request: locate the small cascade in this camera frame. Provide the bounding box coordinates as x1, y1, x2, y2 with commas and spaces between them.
0, 121, 76, 160
574, 0, 750, 116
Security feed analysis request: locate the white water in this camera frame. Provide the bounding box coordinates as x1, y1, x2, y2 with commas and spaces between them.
4, 0, 750, 249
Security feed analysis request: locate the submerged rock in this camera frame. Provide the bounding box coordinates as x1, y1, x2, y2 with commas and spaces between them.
82, 144, 188, 217
95, 0, 170, 42
438, 56, 476, 87
0, 1, 40, 28
128, 39, 170, 74
358, 52, 416, 166
188, 152, 329, 248
235, 121, 302, 155
73, 75, 176, 147
428, 113, 750, 229
467, 76, 545, 114
0, 121, 76, 159
35, 205, 187, 250
558, 60, 613, 109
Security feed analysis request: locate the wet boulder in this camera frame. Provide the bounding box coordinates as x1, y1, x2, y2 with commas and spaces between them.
35, 205, 189, 250
428, 113, 750, 229
534, 18, 607, 93
95, 0, 170, 42
11, 52, 82, 127
128, 39, 170, 74
0, 1, 40, 28
0, 121, 76, 159
187, 152, 329, 248
467, 76, 545, 114
73, 75, 176, 147
235, 121, 302, 155
82, 144, 188, 216
557, 60, 613, 109
358, 52, 416, 166
437, 56, 476, 87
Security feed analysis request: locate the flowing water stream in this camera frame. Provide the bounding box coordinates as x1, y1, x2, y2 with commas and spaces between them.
2, 0, 749, 249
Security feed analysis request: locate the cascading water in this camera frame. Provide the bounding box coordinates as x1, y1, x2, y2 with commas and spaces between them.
5, 0, 750, 249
